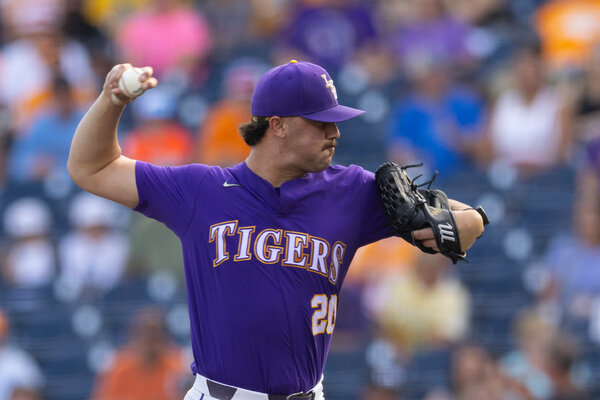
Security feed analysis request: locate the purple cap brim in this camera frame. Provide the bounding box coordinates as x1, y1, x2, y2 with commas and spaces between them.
300, 104, 365, 122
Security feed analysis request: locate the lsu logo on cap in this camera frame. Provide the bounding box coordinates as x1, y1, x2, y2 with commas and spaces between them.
321, 74, 337, 100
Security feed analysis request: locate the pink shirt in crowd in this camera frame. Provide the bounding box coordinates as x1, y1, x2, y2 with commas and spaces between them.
117, 7, 212, 78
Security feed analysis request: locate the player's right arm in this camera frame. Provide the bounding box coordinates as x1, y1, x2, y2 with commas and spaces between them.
67, 64, 157, 208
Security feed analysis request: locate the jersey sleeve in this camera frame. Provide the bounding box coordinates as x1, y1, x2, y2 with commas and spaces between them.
353, 166, 395, 246
133, 161, 208, 237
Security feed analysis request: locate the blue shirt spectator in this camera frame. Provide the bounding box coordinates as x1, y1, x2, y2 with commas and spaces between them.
8, 77, 86, 183
386, 61, 485, 174
540, 198, 600, 321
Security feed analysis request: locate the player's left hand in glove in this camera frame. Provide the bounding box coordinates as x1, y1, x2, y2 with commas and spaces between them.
375, 162, 482, 264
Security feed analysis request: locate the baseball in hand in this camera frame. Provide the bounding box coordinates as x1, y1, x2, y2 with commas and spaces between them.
118, 67, 145, 98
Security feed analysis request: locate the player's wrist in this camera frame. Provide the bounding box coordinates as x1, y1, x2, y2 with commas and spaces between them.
101, 89, 128, 108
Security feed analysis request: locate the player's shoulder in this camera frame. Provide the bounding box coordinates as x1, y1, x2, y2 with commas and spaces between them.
176, 162, 251, 187
320, 163, 374, 186
325, 163, 373, 178
166, 163, 231, 179
138, 162, 237, 190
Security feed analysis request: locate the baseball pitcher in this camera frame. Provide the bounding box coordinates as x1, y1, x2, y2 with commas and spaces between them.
68, 60, 487, 400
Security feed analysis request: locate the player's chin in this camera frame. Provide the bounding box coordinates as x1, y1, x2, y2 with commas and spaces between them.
309, 157, 332, 173
323, 150, 335, 165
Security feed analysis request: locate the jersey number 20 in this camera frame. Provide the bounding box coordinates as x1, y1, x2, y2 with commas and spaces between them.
311, 294, 338, 335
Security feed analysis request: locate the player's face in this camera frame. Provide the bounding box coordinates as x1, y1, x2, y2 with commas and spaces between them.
284, 117, 340, 173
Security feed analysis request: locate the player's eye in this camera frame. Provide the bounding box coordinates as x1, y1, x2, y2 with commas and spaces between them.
310, 120, 327, 129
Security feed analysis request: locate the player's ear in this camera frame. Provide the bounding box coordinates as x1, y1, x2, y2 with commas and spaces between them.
268, 116, 287, 139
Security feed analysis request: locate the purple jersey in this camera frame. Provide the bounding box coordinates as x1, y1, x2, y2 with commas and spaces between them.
134, 160, 393, 395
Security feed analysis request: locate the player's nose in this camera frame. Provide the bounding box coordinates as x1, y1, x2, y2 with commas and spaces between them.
325, 123, 340, 140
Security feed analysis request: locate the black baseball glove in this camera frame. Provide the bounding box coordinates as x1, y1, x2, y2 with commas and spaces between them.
375, 162, 466, 264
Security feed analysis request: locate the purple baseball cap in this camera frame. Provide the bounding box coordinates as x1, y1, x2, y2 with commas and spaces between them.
251, 60, 365, 122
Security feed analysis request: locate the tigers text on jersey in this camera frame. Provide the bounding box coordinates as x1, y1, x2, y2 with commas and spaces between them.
134, 161, 392, 395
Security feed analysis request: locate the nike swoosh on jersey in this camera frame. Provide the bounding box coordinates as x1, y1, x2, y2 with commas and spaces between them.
223, 181, 242, 188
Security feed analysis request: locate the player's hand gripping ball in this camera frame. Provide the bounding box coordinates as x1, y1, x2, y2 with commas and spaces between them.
118, 67, 145, 98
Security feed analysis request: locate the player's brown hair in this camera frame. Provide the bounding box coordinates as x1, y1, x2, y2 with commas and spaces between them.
239, 116, 270, 146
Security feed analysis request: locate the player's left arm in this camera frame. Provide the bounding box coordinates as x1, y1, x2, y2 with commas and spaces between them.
412, 199, 485, 252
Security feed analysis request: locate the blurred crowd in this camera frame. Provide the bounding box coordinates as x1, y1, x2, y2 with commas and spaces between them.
0, 0, 599, 399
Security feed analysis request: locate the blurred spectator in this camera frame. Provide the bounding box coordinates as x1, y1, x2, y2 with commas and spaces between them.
386, 56, 485, 175
500, 309, 558, 400
0, 0, 96, 130
202, 0, 255, 61
1, 0, 66, 41
63, 0, 116, 88
247, 0, 292, 41
0, 310, 45, 400
90, 307, 189, 400
365, 253, 469, 399
347, 237, 418, 333
275, 0, 377, 73
127, 213, 185, 283
481, 43, 575, 176
7, 76, 86, 183
545, 334, 588, 400
386, 0, 476, 74
82, 0, 149, 36
1, 197, 55, 288
346, 236, 418, 288
576, 136, 600, 208
573, 45, 600, 131
447, 342, 535, 400
0, 105, 13, 189
195, 57, 267, 166
372, 253, 470, 356
363, 338, 405, 400
10, 387, 44, 400
115, 0, 212, 85
373, 0, 411, 38
349, 43, 400, 91
535, 196, 600, 323
449, 0, 507, 26
64, 0, 110, 48
122, 87, 194, 166
57, 192, 129, 301
573, 45, 600, 203
535, 0, 600, 74
450, 343, 502, 399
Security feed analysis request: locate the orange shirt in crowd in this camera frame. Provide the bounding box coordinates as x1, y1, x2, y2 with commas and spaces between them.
196, 100, 250, 166
90, 347, 187, 400
536, 0, 600, 70
345, 237, 419, 285
123, 121, 194, 166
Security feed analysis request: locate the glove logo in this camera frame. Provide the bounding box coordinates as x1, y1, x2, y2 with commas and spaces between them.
430, 208, 442, 216
438, 222, 456, 243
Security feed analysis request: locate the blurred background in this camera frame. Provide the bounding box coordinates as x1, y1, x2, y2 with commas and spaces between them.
0, 0, 598, 399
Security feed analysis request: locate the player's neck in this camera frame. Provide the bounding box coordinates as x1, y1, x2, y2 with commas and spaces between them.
246, 149, 305, 188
